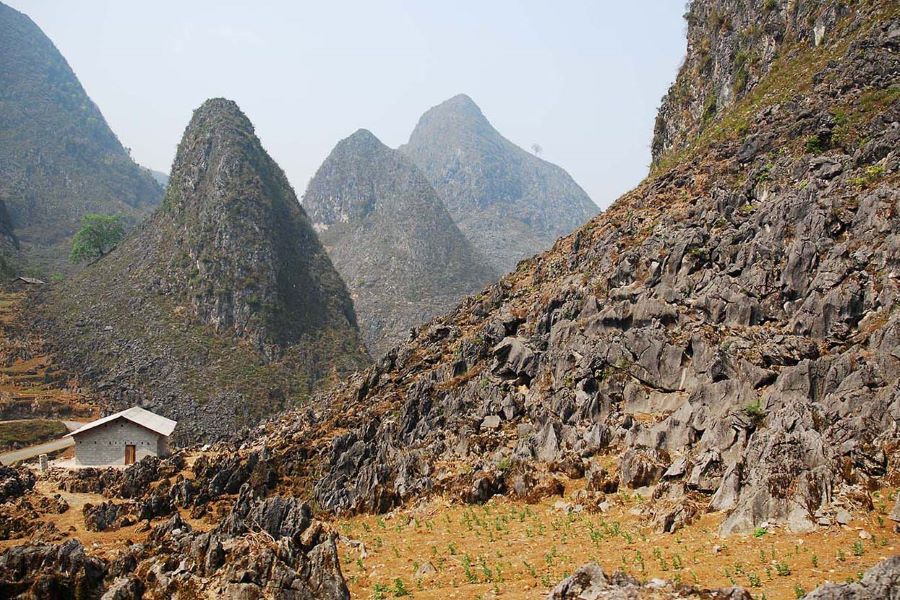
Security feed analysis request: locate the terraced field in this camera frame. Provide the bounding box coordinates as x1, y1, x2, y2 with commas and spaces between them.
0, 289, 95, 456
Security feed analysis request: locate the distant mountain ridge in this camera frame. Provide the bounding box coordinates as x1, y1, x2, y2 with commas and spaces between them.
303, 129, 497, 355
148, 169, 169, 188
400, 94, 598, 273
0, 1, 163, 274
37, 98, 369, 442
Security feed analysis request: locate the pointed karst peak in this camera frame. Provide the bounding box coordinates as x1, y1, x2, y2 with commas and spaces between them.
185, 97, 255, 136
165, 97, 266, 215
415, 93, 490, 131
439, 93, 483, 114
337, 128, 389, 154
38, 95, 369, 442
346, 128, 381, 144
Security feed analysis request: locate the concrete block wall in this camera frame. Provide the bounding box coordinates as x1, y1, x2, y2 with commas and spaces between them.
73, 419, 166, 466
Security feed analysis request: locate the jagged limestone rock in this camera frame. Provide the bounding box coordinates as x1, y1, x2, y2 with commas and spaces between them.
248, 0, 898, 538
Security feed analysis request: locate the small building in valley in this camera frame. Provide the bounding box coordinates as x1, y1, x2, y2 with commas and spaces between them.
66, 406, 176, 466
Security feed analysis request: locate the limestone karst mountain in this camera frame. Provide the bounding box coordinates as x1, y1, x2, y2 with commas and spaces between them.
303, 129, 498, 356
2, 0, 899, 597
35, 98, 370, 442
0, 2, 163, 274
250, 0, 899, 537
400, 94, 598, 273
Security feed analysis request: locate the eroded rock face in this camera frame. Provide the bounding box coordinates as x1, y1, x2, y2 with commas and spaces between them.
546, 562, 751, 599
0, 485, 349, 599
548, 557, 900, 600
804, 555, 900, 599
652, 0, 853, 164
244, 0, 900, 537
0, 466, 35, 502
0, 539, 107, 599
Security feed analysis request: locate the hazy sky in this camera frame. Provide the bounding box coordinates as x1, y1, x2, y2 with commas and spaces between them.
10, 1, 686, 209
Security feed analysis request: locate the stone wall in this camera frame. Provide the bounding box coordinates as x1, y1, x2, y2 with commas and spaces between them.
74, 419, 165, 466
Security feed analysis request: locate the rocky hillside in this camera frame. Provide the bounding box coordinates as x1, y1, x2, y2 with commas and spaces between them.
652, 0, 872, 165
244, 0, 900, 538
0, 2, 163, 274
400, 94, 598, 273
35, 99, 369, 442
303, 129, 497, 356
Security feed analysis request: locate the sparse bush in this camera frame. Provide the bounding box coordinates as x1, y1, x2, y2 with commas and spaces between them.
804, 134, 829, 154
703, 93, 718, 122
392, 578, 411, 597
745, 401, 766, 421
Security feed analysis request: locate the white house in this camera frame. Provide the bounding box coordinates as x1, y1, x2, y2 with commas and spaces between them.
66, 406, 177, 466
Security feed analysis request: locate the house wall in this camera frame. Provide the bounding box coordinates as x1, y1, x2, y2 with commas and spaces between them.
73, 419, 166, 466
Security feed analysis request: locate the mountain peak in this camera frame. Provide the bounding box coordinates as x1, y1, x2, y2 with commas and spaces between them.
438, 93, 482, 113
304, 130, 497, 354
346, 127, 381, 142
336, 128, 389, 155
179, 97, 256, 148
41, 99, 369, 441
0, 0, 162, 273
400, 94, 597, 273
414, 94, 490, 132
190, 97, 252, 127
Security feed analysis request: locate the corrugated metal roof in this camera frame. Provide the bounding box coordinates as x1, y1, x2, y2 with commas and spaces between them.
66, 406, 177, 438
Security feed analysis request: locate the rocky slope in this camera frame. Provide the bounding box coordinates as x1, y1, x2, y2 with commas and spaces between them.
0, 2, 163, 274
239, 0, 900, 539
34, 99, 369, 442
0, 450, 896, 598
652, 0, 881, 167
303, 129, 497, 356
548, 558, 900, 600
0, 199, 20, 279
400, 94, 598, 273
0, 457, 350, 599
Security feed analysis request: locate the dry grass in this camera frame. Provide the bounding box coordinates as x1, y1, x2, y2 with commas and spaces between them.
334, 488, 899, 599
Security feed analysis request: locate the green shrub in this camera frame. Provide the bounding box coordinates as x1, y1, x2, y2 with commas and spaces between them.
745, 401, 766, 421
703, 93, 719, 122
70, 213, 125, 263
392, 578, 411, 597
804, 134, 829, 154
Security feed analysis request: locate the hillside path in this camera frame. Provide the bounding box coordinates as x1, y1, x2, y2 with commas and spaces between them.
0, 435, 74, 465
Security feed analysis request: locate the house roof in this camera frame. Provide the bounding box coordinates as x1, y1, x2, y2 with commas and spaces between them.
15, 276, 45, 285
66, 406, 177, 438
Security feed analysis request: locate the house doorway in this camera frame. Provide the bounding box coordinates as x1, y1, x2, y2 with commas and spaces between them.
125, 445, 136, 465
